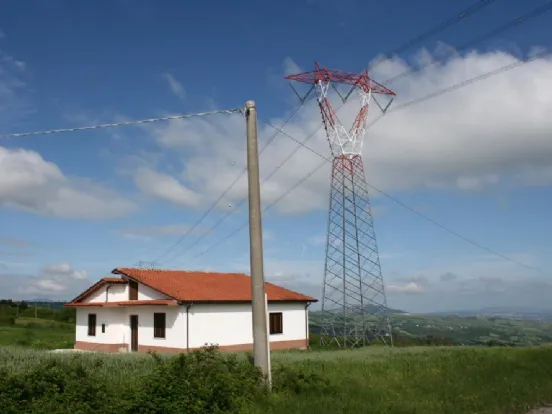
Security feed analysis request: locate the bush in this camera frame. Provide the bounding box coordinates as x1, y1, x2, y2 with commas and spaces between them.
271, 364, 334, 396
0, 356, 112, 414
0, 315, 15, 326
0, 346, 270, 414
127, 345, 265, 414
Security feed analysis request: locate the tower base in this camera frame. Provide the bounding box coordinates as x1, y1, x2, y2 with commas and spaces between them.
319, 154, 392, 348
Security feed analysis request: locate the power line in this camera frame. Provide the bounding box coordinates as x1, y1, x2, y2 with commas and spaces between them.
133, 0, 502, 266
367, 47, 552, 129
368, 0, 499, 70
382, 0, 552, 85
0, 108, 243, 139
260, 51, 552, 276
173, 0, 507, 264
192, 157, 329, 260
156, 101, 307, 265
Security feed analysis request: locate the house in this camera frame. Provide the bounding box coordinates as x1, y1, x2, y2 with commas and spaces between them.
65, 267, 317, 353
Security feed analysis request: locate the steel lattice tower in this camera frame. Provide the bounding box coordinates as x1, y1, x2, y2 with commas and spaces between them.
286, 62, 396, 347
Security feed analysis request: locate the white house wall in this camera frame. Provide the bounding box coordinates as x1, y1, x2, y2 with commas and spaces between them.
125, 306, 187, 349
82, 281, 170, 304
188, 302, 307, 349
76, 305, 187, 350
76, 301, 309, 352
76, 308, 125, 345
137, 283, 171, 301
83, 284, 127, 303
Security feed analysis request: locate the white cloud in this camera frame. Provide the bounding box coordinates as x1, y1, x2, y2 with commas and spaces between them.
42, 263, 87, 280
0, 146, 135, 219
130, 47, 552, 214
387, 281, 425, 294
162, 72, 186, 100
134, 168, 200, 207
10, 262, 90, 298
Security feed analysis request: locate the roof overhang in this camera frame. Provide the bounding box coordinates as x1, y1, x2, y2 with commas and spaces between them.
65, 299, 179, 308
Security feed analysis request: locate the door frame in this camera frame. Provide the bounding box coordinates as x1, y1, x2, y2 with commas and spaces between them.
130, 314, 138, 352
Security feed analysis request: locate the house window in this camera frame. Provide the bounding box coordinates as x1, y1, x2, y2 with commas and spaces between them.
101, 323, 106, 333
87, 314, 96, 336
129, 280, 138, 300
153, 313, 166, 338
269, 312, 283, 334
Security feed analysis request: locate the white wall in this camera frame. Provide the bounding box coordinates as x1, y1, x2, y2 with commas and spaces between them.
76, 306, 187, 350
76, 307, 125, 345
76, 301, 308, 351
137, 283, 171, 301
124, 306, 187, 349
83, 280, 170, 303
84, 283, 127, 303
188, 302, 307, 349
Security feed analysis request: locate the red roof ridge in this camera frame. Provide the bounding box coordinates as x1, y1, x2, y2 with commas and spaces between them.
112, 267, 317, 303
114, 267, 248, 275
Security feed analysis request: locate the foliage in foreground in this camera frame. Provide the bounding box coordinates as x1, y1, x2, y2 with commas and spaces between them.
1, 345, 552, 413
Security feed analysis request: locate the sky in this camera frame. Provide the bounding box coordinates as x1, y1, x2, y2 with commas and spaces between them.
1, 0, 552, 313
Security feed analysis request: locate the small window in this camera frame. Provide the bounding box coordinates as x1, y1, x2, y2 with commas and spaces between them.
87, 314, 96, 336
129, 280, 138, 300
153, 313, 166, 338
269, 312, 283, 334
101, 323, 106, 333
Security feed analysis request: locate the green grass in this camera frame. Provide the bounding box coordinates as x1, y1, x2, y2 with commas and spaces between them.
1, 345, 552, 413
0, 323, 73, 350
251, 346, 552, 413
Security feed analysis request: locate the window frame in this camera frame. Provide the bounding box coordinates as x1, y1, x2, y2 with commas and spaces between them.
153, 312, 166, 339
269, 312, 283, 335
87, 313, 97, 336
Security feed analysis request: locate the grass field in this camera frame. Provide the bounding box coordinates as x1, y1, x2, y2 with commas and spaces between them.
0, 318, 73, 350
1, 345, 552, 413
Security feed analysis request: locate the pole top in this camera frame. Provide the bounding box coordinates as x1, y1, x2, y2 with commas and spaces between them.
245, 100, 256, 109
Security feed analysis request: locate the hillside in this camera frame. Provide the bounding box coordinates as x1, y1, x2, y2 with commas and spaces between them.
309, 311, 552, 346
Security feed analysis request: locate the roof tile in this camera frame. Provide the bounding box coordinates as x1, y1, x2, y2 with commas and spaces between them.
111, 268, 317, 303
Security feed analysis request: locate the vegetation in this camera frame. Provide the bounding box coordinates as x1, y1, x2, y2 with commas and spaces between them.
1, 345, 552, 413
309, 311, 552, 347
0, 302, 74, 350
2, 300, 552, 412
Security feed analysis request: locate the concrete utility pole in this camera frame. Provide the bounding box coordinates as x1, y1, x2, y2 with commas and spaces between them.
245, 100, 271, 386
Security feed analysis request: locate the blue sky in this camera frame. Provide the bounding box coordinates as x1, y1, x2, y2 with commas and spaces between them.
1, 0, 552, 313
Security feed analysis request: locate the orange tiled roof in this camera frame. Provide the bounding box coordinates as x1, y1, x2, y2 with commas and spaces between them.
111, 267, 317, 303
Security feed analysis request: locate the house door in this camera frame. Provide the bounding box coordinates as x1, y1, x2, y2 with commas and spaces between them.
130, 315, 138, 352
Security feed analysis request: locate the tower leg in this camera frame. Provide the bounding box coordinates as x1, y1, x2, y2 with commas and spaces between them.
320, 155, 392, 347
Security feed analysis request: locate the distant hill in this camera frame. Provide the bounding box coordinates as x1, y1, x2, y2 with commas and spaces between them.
364, 304, 407, 315
424, 306, 552, 321
311, 304, 407, 315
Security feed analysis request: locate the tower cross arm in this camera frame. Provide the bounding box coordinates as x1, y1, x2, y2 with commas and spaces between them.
285, 63, 395, 96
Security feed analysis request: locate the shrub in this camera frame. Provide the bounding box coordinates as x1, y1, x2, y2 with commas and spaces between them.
271, 364, 334, 396
0, 356, 112, 414
0, 315, 15, 326
127, 346, 266, 414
